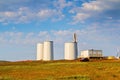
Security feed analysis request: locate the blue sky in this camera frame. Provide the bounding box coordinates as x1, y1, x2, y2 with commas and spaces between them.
0, 0, 120, 61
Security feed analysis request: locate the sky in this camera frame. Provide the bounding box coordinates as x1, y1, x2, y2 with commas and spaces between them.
0, 0, 120, 61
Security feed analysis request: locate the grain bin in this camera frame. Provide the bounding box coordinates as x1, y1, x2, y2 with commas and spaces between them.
43, 41, 54, 61
36, 43, 43, 60
64, 42, 78, 60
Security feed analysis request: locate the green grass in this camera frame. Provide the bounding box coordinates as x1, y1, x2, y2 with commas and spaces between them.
0, 60, 120, 80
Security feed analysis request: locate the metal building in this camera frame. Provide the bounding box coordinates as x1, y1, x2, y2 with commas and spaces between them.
80, 49, 103, 59
36, 43, 43, 60
43, 41, 54, 61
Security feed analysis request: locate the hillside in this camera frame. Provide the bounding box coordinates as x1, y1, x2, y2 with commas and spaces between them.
0, 60, 120, 80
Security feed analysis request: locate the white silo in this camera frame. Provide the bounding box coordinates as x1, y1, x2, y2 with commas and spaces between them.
64, 33, 78, 60
36, 43, 43, 60
43, 41, 53, 61
64, 42, 78, 60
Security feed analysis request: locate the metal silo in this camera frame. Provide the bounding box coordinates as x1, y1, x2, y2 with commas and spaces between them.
37, 43, 43, 60
64, 42, 78, 60
43, 41, 54, 61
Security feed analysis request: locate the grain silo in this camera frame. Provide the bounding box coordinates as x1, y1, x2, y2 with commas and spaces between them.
43, 41, 54, 61
36, 43, 43, 60
64, 42, 78, 60
64, 33, 78, 60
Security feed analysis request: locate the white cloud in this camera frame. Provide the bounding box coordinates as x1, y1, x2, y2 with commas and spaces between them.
53, 0, 73, 10
0, 6, 64, 24
72, 13, 90, 24
82, 1, 102, 11
0, 0, 120, 24
4, 12, 16, 17
0, 11, 16, 23
37, 9, 64, 21
82, 0, 120, 11
1, 23, 119, 45
37, 9, 55, 19
70, 0, 120, 24
0, 7, 34, 24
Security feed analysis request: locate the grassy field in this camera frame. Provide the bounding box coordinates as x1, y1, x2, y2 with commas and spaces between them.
0, 59, 120, 80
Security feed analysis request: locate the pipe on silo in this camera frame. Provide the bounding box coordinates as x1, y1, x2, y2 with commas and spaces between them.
37, 43, 43, 60
43, 41, 53, 61
64, 42, 78, 60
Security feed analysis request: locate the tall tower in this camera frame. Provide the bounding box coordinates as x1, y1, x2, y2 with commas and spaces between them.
73, 33, 78, 59
64, 33, 78, 60
116, 48, 120, 59
36, 43, 43, 60
73, 33, 77, 43
37, 41, 54, 61
43, 41, 54, 61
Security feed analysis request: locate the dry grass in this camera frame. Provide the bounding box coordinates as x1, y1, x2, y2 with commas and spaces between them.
0, 59, 120, 80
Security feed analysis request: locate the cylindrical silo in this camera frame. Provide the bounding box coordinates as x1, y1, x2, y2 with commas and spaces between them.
64, 42, 78, 60
37, 43, 43, 60
43, 41, 53, 61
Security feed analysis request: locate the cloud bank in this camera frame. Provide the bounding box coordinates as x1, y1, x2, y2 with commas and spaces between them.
0, 0, 120, 24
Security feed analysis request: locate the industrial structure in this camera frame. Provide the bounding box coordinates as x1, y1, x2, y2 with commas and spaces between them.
36, 41, 54, 61
64, 33, 78, 60
80, 49, 103, 59
116, 49, 120, 59
37, 43, 43, 60
43, 41, 54, 61
36, 33, 107, 61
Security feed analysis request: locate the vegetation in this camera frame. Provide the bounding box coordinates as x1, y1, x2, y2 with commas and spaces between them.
0, 59, 120, 80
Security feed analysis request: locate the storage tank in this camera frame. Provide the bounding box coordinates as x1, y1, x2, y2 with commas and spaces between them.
43, 41, 54, 61
64, 42, 78, 60
36, 43, 43, 60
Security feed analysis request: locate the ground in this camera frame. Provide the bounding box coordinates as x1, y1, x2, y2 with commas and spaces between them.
0, 59, 120, 80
